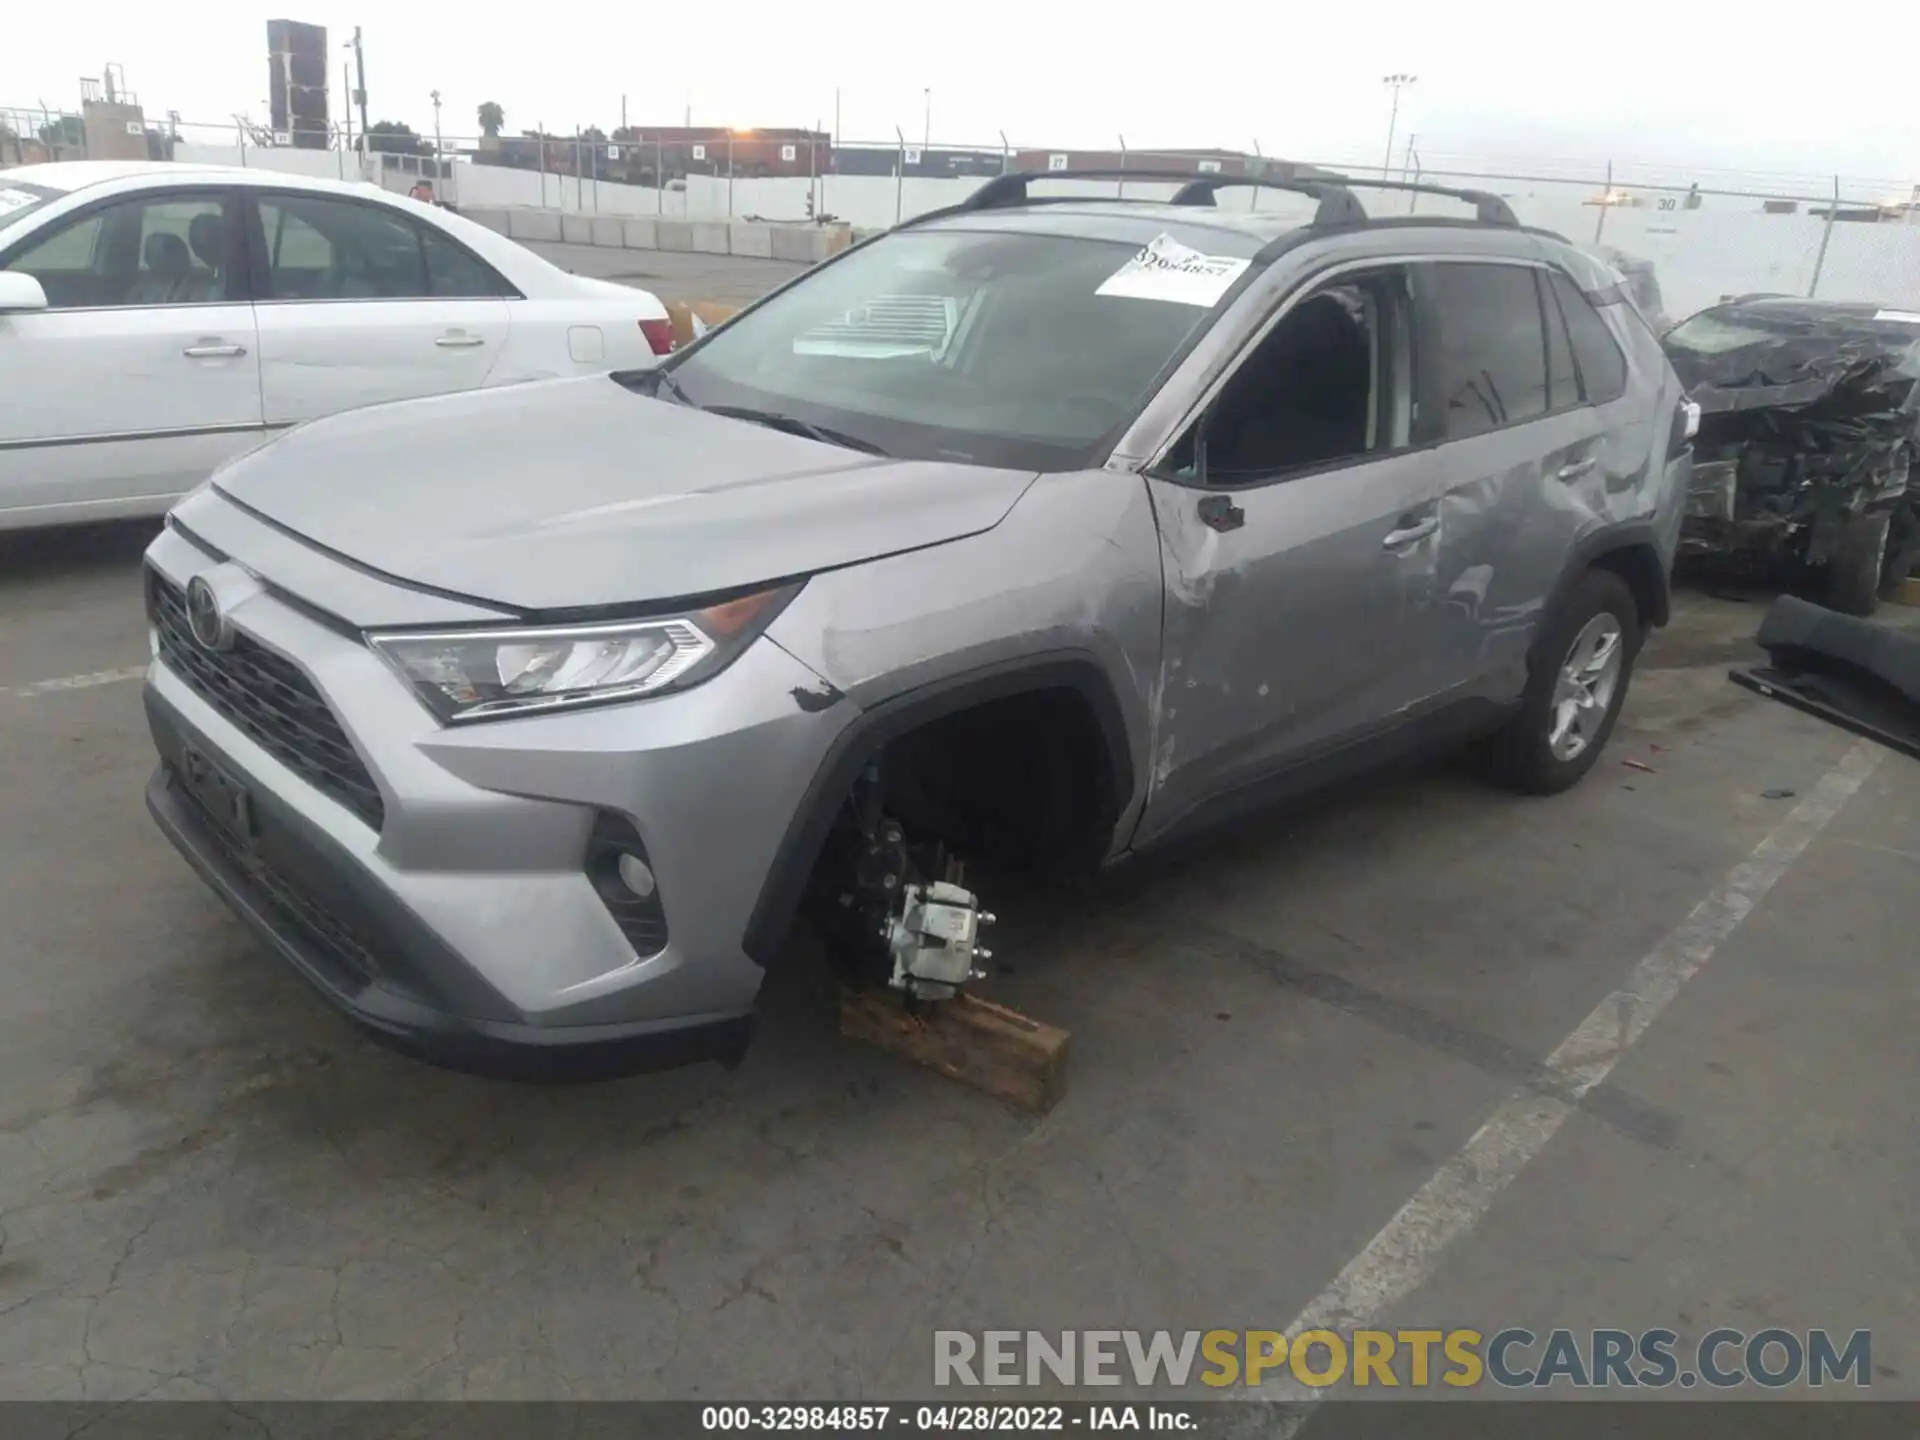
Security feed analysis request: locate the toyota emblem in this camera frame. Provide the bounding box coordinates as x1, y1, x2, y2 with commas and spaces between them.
185, 575, 233, 651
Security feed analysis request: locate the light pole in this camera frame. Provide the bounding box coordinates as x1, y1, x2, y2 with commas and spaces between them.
342, 27, 369, 173
1381, 73, 1416, 179
429, 88, 443, 198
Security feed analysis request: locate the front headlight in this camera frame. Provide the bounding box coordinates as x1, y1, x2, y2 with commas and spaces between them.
368, 583, 799, 723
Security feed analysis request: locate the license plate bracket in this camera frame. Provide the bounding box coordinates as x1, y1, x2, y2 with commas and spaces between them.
180, 744, 254, 843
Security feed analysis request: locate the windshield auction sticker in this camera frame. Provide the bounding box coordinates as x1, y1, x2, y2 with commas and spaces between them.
1096, 233, 1250, 307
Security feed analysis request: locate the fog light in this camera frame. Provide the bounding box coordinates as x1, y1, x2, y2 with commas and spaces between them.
586, 812, 668, 957
617, 852, 656, 898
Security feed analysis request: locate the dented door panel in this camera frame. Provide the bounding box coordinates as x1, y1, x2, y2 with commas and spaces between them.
1134, 451, 1440, 848
1422, 407, 1609, 705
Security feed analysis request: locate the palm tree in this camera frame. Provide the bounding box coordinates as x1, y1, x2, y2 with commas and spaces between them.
477, 101, 505, 139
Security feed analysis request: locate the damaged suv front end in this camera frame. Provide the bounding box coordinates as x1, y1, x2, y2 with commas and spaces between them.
1663, 298, 1920, 613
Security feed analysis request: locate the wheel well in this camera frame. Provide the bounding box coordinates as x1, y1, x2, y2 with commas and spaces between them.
740, 662, 1132, 967
871, 687, 1122, 877
1588, 542, 1668, 630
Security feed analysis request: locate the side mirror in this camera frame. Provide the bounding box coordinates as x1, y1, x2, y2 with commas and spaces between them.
0, 272, 49, 312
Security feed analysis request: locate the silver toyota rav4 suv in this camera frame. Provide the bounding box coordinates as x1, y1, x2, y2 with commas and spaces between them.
142, 171, 1695, 1078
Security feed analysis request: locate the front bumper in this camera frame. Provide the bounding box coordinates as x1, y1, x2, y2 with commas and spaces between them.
141, 516, 853, 1079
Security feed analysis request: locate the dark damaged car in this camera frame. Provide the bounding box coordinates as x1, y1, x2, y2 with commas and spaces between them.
1664, 297, 1920, 614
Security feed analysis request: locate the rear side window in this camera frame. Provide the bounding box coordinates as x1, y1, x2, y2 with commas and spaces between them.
422, 227, 507, 297
1413, 263, 1548, 443
1541, 272, 1579, 411
1549, 271, 1628, 403
255, 194, 508, 301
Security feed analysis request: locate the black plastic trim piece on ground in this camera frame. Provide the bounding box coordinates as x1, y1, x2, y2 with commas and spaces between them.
1729, 593, 1920, 761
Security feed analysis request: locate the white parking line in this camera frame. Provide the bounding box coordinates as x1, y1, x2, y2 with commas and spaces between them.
0, 664, 147, 700
1256, 738, 1883, 1421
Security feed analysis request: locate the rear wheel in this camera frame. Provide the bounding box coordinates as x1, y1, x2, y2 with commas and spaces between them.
1476, 568, 1640, 795
1823, 509, 1890, 617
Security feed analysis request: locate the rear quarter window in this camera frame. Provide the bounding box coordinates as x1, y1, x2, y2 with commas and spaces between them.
1549, 271, 1628, 404
1412, 261, 1550, 443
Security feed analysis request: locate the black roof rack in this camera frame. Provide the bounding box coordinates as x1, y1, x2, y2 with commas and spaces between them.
957, 168, 1365, 227
945, 167, 1518, 229
1301, 174, 1519, 227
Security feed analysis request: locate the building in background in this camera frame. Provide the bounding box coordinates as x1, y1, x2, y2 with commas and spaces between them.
480, 126, 830, 186
1010, 146, 1317, 180
76, 65, 149, 162
831, 145, 1006, 178
267, 20, 330, 150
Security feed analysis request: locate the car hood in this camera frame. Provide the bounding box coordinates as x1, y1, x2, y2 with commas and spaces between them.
212, 375, 1038, 612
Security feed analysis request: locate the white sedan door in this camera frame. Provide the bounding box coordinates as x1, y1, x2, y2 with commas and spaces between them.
247, 189, 511, 425
0, 187, 264, 524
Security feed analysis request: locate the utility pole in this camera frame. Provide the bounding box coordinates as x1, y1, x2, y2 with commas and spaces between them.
340, 63, 353, 158
1381, 72, 1416, 180
345, 27, 369, 142
430, 88, 445, 200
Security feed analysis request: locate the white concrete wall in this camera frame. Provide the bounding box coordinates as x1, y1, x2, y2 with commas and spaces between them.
173, 142, 368, 182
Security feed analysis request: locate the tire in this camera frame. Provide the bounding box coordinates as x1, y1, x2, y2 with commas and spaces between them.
1823, 509, 1890, 617
1476, 568, 1641, 795
1879, 502, 1920, 599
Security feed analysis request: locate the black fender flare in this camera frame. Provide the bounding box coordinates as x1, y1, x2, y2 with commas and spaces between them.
739, 652, 1136, 967
1547, 521, 1672, 637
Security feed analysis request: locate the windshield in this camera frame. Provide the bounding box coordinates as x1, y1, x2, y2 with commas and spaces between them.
0, 181, 61, 234
1663, 311, 1797, 355
660, 228, 1245, 470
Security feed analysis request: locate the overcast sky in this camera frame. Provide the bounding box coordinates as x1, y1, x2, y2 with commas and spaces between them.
4, 0, 1915, 194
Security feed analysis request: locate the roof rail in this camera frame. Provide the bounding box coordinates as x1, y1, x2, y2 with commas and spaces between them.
955, 168, 1367, 227
1308, 175, 1519, 226
1166, 175, 1365, 225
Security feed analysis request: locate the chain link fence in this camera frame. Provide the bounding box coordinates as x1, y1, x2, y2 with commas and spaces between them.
8, 109, 1919, 321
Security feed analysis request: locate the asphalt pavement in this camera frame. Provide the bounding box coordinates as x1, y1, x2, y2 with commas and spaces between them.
0, 252, 1913, 1411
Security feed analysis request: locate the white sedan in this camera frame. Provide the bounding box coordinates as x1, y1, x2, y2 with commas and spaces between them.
0, 161, 673, 530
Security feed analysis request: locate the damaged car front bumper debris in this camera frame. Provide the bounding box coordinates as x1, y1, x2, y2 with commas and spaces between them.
1664, 298, 1920, 609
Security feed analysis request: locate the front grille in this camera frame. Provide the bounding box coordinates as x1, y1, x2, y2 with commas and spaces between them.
177, 777, 379, 992
148, 571, 386, 830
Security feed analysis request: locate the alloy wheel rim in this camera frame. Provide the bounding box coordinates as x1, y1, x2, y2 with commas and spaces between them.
1548, 614, 1624, 762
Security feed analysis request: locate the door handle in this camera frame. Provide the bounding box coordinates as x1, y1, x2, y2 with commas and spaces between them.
1197, 494, 1245, 532
435, 332, 485, 348
183, 343, 246, 358
1382, 515, 1439, 548
1557, 456, 1599, 481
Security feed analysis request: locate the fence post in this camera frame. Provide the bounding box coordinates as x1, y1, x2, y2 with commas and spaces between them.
895, 126, 906, 225
656, 135, 664, 215
1117, 134, 1126, 200
1250, 139, 1262, 211
999, 130, 1009, 176
537, 125, 547, 208
1809, 175, 1840, 298
1593, 160, 1611, 243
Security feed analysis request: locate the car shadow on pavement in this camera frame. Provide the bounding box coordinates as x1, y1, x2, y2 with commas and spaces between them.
0, 519, 162, 592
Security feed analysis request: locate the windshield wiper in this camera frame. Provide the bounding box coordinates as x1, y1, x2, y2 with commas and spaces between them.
703, 405, 890, 456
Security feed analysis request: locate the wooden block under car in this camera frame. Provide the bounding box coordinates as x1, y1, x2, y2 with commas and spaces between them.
839, 988, 1069, 1114
1886, 578, 1920, 608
